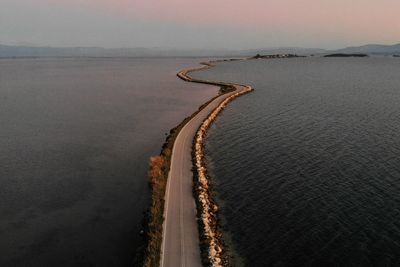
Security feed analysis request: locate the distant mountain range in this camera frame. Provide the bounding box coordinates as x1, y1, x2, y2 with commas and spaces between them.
0, 44, 327, 58
0, 45, 175, 58
0, 43, 399, 58
334, 44, 400, 54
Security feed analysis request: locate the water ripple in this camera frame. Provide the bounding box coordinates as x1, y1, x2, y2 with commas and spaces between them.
195, 58, 400, 266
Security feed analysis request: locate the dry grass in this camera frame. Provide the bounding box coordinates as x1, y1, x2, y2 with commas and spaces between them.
143, 155, 167, 267
142, 124, 186, 267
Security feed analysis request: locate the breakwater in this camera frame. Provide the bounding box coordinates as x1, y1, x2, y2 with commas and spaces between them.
193, 85, 253, 266
142, 59, 253, 267
178, 61, 253, 266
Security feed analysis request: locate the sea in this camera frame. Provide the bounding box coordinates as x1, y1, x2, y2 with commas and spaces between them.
0, 57, 217, 266
192, 57, 400, 266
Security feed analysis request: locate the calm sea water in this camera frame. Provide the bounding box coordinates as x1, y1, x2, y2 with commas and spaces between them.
0, 57, 217, 266
192, 57, 400, 266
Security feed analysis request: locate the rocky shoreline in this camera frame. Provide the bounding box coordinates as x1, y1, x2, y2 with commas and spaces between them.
192, 85, 253, 267
178, 61, 253, 266
140, 60, 247, 267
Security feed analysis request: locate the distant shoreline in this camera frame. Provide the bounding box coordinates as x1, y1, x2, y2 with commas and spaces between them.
1, 43, 400, 58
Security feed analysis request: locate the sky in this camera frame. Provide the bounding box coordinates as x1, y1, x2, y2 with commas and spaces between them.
1, 0, 399, 50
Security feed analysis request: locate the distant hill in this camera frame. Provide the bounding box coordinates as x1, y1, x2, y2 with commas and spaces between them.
0, 45, 175, 58
333, 43, 400, 55
0, 43, 399, 58
247, 44, 400, 56
0, 44, 325, 58
237, 47, 327, 56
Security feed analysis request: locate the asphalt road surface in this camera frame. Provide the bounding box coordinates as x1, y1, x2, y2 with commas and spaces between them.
160, 83, 247, 267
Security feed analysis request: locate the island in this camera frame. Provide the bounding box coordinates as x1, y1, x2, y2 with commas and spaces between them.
324, 53, 369, 57
253, 53, 304, 59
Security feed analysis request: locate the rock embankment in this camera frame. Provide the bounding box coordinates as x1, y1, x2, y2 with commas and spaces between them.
193, 85, 253, 266
178, 61, 253, 266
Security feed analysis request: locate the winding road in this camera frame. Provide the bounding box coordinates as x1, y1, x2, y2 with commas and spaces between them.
160, 64, 250, 267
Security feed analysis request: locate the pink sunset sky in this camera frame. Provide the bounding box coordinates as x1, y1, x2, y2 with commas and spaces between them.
1, 0, 399, 49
